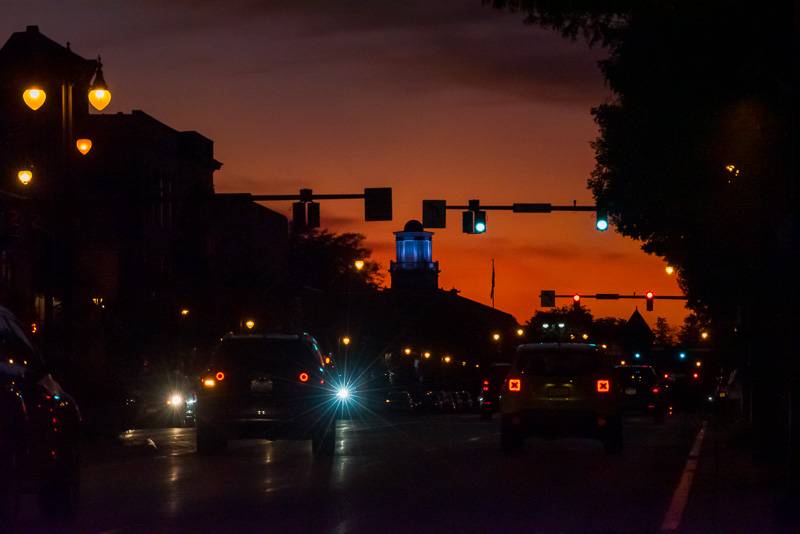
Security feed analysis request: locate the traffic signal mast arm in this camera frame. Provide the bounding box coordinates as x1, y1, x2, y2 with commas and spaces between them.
442, 203, 596, 212
550, 293, 688, 300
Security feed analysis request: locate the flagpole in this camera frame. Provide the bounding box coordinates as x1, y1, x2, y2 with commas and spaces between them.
491, 258, 495, 309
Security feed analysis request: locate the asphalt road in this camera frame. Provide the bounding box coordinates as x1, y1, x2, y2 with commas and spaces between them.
16, 410, 703, 533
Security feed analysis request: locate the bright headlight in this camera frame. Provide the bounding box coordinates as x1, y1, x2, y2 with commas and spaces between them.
168, 393, 183, 406
336, 388, 351, 400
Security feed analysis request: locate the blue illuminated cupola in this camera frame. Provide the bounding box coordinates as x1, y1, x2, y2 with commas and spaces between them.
389, 220, 439, 291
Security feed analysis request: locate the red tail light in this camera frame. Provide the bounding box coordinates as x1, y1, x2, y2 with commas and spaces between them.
651, 386, 661, 394
692, 372, 699, 380
215, 371, 225, 381
298, 372, 310, 383
508, 378, 521, 392
596, 379, 611, 393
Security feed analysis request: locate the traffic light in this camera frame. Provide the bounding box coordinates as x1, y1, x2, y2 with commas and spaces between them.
422, 200, 447, 228
291, 201, 306, 231
306, 202, 320, 228
364, 187, 393, 221
646, 291, 654, 312
595, 205, 609, 231
462, 210, 487, 234
572, 294, 581, 310
474, 210, 487, 233
462, 211, 474, 233
540, 290, 556, 308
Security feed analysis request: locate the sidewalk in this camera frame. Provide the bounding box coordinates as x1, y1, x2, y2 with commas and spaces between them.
676, 415, 800, 533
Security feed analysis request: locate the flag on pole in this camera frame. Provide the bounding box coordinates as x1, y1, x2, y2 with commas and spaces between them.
490, 258, 495, 308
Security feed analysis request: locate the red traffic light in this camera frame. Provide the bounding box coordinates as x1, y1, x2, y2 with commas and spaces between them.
573, 294, 581, 302
572, 294, 581, 310
645, 291, 654, 312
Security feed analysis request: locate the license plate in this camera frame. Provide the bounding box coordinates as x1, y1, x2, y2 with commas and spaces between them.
250, 378, 274, 394
547, 387, 570, 398
625, 387, 637, 396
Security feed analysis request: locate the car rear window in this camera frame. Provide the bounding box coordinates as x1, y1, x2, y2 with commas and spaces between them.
212, 338, 321, 376
516, 349, 601, 377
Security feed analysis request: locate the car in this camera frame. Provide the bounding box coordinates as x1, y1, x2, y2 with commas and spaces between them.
479, 362, 511, 419
195, 333, 346, 456
500, 343, 622, 454
613, 365, 667, 422
457, 391, 474, 411
0, 305, 81, 521
383, 390, 418, 413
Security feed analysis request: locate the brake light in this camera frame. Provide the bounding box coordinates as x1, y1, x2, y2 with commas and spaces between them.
298, 372, 310, 383
692, 372, 699, 380
652, 386, 661, 394
596, 379, 611, 393
508, 378, 521, 392
215, 371, 225, 381
482, 380, 489, 385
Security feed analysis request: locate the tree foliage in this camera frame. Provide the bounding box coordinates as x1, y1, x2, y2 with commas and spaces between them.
490, 1, 794, 327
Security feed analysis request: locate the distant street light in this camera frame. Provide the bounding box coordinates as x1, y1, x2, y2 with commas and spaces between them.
180, 308, 190, 317
17, 169, 32, 186
423, 351, 431, 359
582, 333, 589, 340
492, 333, 501, 341
665, 265, 675, 276
354, 259, 365, 271
342, 336, 351, 346
22, 87, 46, 110
245, 319, 256, 330
76, 138, 93, 155
404, 347, 412, 355
700, 331, 709, 341
443, 355, 452, 364
516, 328, 525, 337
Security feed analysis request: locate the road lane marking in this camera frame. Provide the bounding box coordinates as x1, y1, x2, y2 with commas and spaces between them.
660, 420, 708, 531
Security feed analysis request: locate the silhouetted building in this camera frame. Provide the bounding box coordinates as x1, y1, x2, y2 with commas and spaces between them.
0, 27, 289, 383
623, 308, 655, 355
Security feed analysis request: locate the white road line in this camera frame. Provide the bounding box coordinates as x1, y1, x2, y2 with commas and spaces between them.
660, 420, 708, 531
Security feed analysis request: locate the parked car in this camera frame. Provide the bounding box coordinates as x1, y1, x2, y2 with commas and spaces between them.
384, 390, 419, 413
0, 306, 81, 521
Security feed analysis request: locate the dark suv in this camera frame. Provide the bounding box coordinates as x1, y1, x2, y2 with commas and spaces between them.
195, 333, 344, 455
0, 306, 81, 521
501, 343, 622, 453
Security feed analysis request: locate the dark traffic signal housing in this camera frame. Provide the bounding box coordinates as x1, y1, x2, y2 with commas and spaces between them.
462, 210, 487, 234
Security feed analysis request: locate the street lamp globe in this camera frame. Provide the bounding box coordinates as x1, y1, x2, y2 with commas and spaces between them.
354, 260, 365, 271
516, 328, 525, 337
492, 333, 501, 341
245, 319, 256, 330
23, 87, 46, 110
88, 58, 112, 111
17, 169, 32, 186
342, 336, 351, 346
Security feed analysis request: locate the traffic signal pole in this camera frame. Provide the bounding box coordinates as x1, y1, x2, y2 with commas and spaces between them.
422, 199, 607, 232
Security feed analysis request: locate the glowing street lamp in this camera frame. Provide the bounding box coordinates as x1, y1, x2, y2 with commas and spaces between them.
665, 265, 675, 276
88, 58, 112, 111
342, 336, 351, 346
22, 87, 46, 110
403, 347, 412, 355
423, 351, 431, 359
179, 308, 190, 317
700, 331, 709, 341
245, 319, 256, 330
492, 333, 501, 342
443, 355, 452, 364
76, 138, 93, 155
354, 259, 365, 271
516, 328, 525, 337
17, 169, 32, 186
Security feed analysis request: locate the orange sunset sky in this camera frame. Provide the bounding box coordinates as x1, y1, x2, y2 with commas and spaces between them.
2, 0, 687, 327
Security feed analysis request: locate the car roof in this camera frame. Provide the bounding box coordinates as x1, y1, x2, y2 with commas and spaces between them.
517, 342, 598, 351
221, 333, 306, 341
